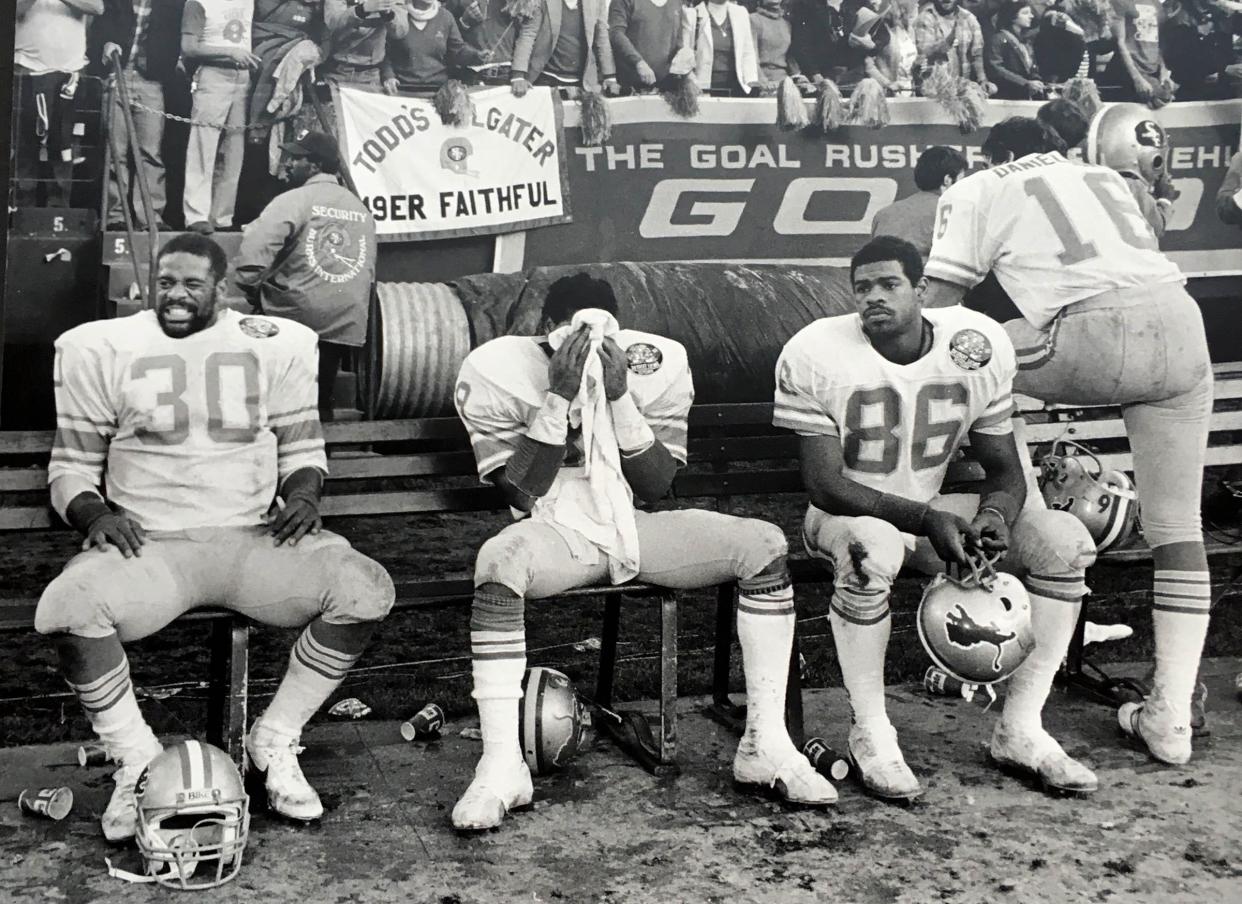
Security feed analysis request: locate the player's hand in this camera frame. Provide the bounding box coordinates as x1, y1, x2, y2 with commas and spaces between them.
599, 337, 629, 401
635, 61, 657, 86
922, 509, 978, 568
548, 324, 592, 401
266, 497, 322, 546
511, 77, 532, 97
969, 509, 1010, 554
83, 512, 145, 559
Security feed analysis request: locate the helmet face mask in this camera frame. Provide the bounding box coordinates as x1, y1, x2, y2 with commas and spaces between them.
520, 667, 588, 775
1085, 103, 1169, 188
133, 741, 250, 890
1039, 440, 1138, 552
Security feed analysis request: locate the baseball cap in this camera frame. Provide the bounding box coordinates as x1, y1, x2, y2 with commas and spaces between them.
280, 131, 341, 168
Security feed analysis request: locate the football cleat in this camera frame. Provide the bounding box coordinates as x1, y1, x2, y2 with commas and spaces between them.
988, 722, 1098, 795
102, 754, 159, 843
1118, 698, 1192, 765
847, 721, 923, 801
245, 725, 323, 822
1039, 440, 1138, 553
451, 759, 534, 831
1129, 668, 1209, 738
733, 738, 838, 806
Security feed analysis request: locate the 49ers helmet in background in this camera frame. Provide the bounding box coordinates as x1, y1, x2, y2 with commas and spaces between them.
1085, 103, 1169, 187
131, 740, 249, 889
918, 554, 1035, 686
1039, 440, 1138, 553
520, 667, 588, 775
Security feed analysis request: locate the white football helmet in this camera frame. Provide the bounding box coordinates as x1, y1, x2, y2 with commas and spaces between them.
1039, 439, 1138, 553
132, 740, 249, 889
520, 667, 588, 775
918, 554, 1035, 686
1085, 103, 1169, 188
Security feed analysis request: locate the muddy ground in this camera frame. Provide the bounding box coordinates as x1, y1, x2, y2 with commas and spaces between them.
1, 657, 1239, 904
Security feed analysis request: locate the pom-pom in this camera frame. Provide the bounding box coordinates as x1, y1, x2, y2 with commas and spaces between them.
662, 73, 701, 118
921, 63, 988, 133
814, 78, 845, 133
580, 89, 612, 146
1061, 77, 1102, 121
847, 77, 889, 129
956, 79, 988, 134
776, 77, 810, 130
433, 79, 474, 127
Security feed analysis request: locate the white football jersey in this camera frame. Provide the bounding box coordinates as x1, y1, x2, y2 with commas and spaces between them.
455, 330, 694, 481
925, 152, 1184, 329
49, 310, 326, 531
774, 306, 1016, 504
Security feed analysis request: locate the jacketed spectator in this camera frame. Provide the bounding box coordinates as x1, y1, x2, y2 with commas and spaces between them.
858, 0, 920, 94
1218, 149, 1242, 226
447, 0, 519, 73
914, 0, 995, 93
987, 2, 1045, 98
509, 0, 618, 95
247, 0, 325, 145
382, 0, 486, 91
609, 0, 687, 91
685, 0, 760, 94
1107, 0, 1175, 105
869, 145, 967, 257
751, 0, 804, 90
1031, 0, 1090, 84
1162, 0, 1241, 100
235, 132, 377, 421
323, 0, 408, 89
13, 0, 104, 208
94, 0, 185, 230
181, 0, 260, 234
788, 0, 849, 84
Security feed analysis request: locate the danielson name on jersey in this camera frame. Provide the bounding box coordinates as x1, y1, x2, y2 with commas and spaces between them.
49, 310, 326, 531
925, 152, 1184, 330
455, 330, 694, 481
774, 306, 1015, 504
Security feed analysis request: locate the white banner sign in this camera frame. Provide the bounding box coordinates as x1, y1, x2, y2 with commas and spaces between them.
333, 85, 572, 242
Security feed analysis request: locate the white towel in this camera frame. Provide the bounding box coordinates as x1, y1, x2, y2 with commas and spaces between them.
534, 309, 640, 583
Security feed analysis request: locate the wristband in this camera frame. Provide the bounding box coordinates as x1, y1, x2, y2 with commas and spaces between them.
979, 490, 1020, 527
609, 392, 656, 454
64, 492, 112, 536
874, 493, 931, 535
527, 392, 570, 445
505, 434, 566, 499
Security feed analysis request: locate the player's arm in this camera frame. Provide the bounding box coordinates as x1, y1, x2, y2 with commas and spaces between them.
268, 335, 329, 545
925, 185, 994, 307
599, 338, 681, 504
965, 429, 1025, 554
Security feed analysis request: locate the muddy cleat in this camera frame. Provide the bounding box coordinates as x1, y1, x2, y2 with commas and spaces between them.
246, 727, 324, 821
451, 760, 533, 831
101, 746, 161, 843
1131, 669, 1209, 737
847, 721, 923, 801
1118, 697, 1192, 766
733, 741, 838, 806
988, 722, 1098, 795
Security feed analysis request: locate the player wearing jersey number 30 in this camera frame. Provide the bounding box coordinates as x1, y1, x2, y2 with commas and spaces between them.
776, 236, 1098, 800
925, 118, 1214, 767
34, 234, 395, 842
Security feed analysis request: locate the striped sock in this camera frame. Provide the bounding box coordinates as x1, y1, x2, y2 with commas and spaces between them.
828, 584, 891, 725
1152, 569, 1212, 725
67, 649, 160, 766
1002, 573, 1088, 729
737, 570, 796, 741
259, 621, 367, 740
471, 590, 527, 770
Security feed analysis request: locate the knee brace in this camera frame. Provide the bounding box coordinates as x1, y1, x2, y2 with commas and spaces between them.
320, 548, 396, 623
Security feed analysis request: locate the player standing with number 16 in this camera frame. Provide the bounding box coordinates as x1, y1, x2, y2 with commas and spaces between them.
924, 114, 1213, 767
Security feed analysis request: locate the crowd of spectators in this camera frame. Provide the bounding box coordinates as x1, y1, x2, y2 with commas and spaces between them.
10, 0, 1242, 219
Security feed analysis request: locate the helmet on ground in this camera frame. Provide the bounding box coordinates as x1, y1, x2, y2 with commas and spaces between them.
918, 554, 1034, 685
520, 667, 587, 775
133, 740, 249, 889
1039, 439, 1138, 553
1085, 103, 1169, 187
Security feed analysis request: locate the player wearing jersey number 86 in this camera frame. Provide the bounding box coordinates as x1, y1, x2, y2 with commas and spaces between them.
924, 117, 1214, 769
36, 234, 395, 842
775, 236, 1098, 801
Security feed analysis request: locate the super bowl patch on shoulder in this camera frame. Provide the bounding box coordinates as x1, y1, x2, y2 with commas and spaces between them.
625, 342, 663, 375
948, 328, 992, 371
239, 317, 280, 339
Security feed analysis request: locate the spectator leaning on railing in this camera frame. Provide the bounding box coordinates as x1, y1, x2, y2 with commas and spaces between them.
248, 0, 325, 146
1107, 0, 1176, 106
857, 0, 920, 95
787, 0, 849, 86
1162, 0, 1242, 101
181, 0, 260, 235
508, 0, 619, 96
94, 0, 186, 231
13, 0, 104, 209
684, 0, 760, 95
1031, 0, 1090, 85
987, 2, 1045, 99
609, 0, 687, 92
751, 0, 805, 92
914, 0, 995, 94
323, 0, 408, 89
446, 0, 520, 74
382, 0, 486, 91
